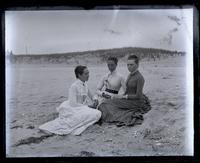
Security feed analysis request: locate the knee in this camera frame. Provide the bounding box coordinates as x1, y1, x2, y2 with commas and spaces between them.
98, 103, 105, 111
95, 110, 102, 120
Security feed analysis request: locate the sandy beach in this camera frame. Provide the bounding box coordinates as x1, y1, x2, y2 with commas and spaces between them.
6, 55, 193, 157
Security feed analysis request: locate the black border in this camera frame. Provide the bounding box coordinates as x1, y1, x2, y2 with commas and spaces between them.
193, 4, 200, 161
1, 0, 199, 163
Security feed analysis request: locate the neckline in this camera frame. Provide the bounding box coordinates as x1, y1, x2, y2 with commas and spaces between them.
109, 70, 117, 75
77, 79, 85, 85
130, 69, 138, 76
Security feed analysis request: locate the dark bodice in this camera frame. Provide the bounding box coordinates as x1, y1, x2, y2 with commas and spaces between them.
125, 71, 144, 95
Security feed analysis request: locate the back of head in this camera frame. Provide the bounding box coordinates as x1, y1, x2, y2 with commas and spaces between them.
74, 65, 87, 78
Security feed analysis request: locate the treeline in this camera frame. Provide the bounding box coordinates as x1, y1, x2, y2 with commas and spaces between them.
6, 47, 185, 64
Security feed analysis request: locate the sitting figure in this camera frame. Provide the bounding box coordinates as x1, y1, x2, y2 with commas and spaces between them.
39, 65, 101, 135
94, 56, 126, 105
98, 55, 151, 127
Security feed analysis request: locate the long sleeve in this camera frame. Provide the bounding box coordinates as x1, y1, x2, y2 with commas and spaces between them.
96, 76, 105, 96
68, 84, 85, 107
88, 89, 94, 100
136, 77, 144, 98
120, 76, 126, 94
128, 76, 144, 100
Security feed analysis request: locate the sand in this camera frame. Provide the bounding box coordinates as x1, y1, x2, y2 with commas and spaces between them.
6, 55, 193, 157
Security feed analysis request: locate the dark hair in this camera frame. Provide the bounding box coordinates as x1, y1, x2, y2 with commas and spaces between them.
107, 57, 118, 65
74, 65, 87, 78
128, 55, 139, 64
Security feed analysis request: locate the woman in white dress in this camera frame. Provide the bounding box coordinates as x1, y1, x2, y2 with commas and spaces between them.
39, 65, 101, 135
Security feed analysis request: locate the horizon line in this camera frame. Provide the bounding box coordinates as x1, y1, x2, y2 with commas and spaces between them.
6, 46, 185, 56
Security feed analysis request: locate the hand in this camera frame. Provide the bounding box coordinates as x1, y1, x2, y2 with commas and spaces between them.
93, 99, 99, 108
102, 92, 111, 99
112, 94, 124, 99
88, 99, 99, 109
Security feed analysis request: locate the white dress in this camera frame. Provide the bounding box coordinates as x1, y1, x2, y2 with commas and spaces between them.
39, 79, 102, 135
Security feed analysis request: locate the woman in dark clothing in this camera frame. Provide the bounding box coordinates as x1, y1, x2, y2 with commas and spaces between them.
98, 55, 151, 127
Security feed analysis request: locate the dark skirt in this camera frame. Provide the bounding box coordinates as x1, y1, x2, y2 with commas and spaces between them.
98, 95, 151, 127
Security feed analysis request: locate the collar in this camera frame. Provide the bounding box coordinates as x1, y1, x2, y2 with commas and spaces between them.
76, 79, 86, 86
130, 69, 138, 76
109, 70, 117, 75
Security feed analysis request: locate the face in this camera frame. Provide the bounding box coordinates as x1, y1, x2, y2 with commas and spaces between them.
78, 68, 89, 82
107, 60, 117, 72
127, 59, 138, 73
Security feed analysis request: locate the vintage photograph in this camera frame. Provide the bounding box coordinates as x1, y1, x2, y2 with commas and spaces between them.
5, 8, 194, 157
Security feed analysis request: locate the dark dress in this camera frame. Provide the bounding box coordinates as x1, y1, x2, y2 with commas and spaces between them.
98, 71, 151, 127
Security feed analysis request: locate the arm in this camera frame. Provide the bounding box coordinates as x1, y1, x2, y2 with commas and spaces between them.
95, 76, 105, 97
68, 85, 85, 107
88, 89, 95, 100
127, 76, 144, 100
88, 88, 99, 108
120, 76, 126, 95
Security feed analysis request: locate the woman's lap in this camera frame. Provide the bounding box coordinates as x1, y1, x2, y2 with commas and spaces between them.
39, 105, 101, 135
98, 95, 151, 126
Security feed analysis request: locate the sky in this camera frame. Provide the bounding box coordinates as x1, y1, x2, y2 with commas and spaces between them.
5, 8, 193, 55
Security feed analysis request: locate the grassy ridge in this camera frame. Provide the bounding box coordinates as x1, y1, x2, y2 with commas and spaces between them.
6, 47, 185, 64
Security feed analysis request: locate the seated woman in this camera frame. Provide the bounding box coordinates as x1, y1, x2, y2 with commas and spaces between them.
39, 65, 101, 135
94, 57, 126, 105
98, 55, 151, 127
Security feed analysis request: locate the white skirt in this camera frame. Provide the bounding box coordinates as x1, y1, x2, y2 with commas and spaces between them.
39, 100, 101, 135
